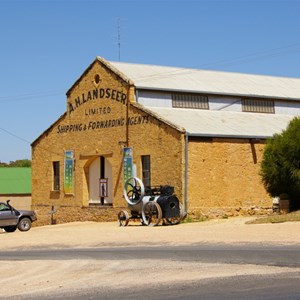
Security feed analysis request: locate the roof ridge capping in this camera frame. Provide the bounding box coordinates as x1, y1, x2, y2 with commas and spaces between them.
96, 56, 134, 85
109, 60, 300, 81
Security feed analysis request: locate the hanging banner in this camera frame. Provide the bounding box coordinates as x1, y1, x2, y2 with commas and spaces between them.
123, 147, 133, 187
64, 150, 74, 194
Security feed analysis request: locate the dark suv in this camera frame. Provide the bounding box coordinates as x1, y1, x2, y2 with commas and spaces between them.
0, 200, 37, 232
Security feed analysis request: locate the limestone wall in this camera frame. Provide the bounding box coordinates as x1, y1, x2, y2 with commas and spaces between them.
187, 138, 272, 217
32, 204, 120, 227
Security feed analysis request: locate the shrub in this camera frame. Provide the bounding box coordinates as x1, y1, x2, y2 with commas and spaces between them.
260, 117, 300, 210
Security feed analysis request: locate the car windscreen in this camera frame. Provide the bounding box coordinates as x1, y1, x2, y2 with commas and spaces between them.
0, 203, 11, 212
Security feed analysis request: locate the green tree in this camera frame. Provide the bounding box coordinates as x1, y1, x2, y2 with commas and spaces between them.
9, 159, 31, 167
0, 159, 31, 167
261, 117, 300, 210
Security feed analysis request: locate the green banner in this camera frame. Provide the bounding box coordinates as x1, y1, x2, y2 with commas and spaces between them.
123, 147, 133, 187
64, 150, 74, 194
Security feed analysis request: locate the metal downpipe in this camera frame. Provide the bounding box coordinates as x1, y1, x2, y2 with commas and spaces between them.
184, 132, 189, 213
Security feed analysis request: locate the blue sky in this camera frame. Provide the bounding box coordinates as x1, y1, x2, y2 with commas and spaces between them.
0, 0, 300, 163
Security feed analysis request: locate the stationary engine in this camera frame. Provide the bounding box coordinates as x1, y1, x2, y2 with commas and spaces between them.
117, 177, 184, 226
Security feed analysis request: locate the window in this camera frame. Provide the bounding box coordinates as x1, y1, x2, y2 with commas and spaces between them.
172, 93, 209, 109
0, 203, 10, 212
242, 98, 275, 113
53, 161, 60, 191
141, 155, 151, 188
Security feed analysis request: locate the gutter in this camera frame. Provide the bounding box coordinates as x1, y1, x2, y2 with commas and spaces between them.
184, 132, 189, 214
135, 86, 300, 102
186, 133, 270, 140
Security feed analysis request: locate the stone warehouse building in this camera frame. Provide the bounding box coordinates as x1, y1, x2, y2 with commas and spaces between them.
31, 57, 300, 224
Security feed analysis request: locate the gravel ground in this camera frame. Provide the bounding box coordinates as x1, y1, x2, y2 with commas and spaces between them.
1, 217, 300, 299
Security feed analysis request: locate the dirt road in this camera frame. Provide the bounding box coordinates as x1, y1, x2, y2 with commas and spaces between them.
1, 217, 300, 250
1, 217, 300, 299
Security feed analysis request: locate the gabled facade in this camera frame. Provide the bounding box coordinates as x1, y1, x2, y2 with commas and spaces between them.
31, 57, 300, 224
32, 58, 185, 224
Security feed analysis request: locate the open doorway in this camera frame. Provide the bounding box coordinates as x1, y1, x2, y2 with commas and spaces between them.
88, 156, 112, 205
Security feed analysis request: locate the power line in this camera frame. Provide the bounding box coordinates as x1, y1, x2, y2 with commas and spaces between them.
0, 127, 63, 158
0, 91, 63, 103
199, 43, 300, 69
0, 127, 31, 145
1, 43, 300, 103
134, 43, 300, 82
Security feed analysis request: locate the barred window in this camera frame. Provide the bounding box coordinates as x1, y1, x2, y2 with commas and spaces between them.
172, 93, 209, 109
53, 161, 60, 191
141, 155, 151, 188
242, 98, 275, 113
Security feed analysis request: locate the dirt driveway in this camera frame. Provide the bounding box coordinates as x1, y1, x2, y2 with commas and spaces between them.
1, 217, 300, 299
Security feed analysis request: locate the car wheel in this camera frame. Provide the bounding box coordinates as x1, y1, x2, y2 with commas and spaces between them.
4, 226, 17, 233
18, 217, 32, 231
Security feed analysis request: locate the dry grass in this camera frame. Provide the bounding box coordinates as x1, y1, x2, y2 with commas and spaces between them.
247, 210, 300, 224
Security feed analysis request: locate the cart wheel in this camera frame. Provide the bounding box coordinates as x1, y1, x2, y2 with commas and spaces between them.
117, 210, 130, 227
140, 218, 147, 226
142, 202, 162, 226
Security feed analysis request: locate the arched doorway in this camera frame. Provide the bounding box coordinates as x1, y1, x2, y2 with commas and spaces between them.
88, 156, 113, 205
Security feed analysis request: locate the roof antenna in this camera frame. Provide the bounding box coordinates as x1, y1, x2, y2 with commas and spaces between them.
118, 18, 121, 62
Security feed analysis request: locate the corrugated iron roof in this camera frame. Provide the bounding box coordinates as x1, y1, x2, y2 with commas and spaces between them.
148, 107, 294, 138
110, 61, 300, 101
0, 168, 31, 194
